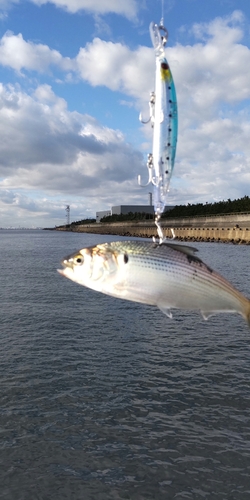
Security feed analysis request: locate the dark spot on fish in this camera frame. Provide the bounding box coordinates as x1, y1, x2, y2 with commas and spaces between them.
124, 254, 129, 264
165, 170, 169, 174
168, 86, 171, 89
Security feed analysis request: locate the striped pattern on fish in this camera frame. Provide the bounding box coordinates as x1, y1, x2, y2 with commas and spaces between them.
58, 240, 250, 327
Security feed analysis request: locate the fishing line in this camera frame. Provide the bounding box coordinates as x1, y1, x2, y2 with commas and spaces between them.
161, 0, 164, 26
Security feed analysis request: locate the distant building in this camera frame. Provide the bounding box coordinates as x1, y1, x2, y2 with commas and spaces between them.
112, 205, 154, 216
96, 205, 175, 222
163, 205, 176, 212
96, 210, 112, 223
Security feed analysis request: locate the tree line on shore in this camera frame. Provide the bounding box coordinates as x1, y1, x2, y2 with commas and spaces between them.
162, 195, 250, 219
69, 218, 96, 226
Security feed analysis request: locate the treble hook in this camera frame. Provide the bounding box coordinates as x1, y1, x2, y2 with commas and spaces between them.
154, 214, 176, 244
155, 213, 164, 243
139, 92, 155, 125
138, 154, 153, 187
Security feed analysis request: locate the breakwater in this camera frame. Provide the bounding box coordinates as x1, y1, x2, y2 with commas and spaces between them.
55, 213, 250, 244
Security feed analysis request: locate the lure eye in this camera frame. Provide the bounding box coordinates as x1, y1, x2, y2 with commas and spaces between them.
74, 255, 84, 265
161, 62, 169, 70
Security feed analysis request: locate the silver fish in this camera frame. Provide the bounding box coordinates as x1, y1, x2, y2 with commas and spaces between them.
58, 240, 250, 327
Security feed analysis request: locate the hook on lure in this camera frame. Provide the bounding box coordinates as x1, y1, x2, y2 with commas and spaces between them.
138, 19, 178, 243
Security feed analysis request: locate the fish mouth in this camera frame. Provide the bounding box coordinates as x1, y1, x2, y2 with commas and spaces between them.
57, 255, 74, 276
57, 267, 66, 276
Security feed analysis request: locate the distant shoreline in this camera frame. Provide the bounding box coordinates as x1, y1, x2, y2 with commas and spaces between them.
48, 213, 250, 244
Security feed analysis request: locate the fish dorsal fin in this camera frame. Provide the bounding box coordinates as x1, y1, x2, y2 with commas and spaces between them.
162, 242, 199, 257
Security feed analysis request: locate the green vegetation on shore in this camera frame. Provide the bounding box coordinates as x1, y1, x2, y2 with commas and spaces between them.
70, 218, 96, 226
100, 212, 154, 222
55, 218, 96, 230
162, 195, 250, 219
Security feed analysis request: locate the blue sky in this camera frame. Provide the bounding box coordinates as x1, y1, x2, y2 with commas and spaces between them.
0, 0, 250, 227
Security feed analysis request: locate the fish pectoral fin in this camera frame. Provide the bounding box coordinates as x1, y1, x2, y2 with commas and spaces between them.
112, 281, 129, 297
158, 304, 173, 319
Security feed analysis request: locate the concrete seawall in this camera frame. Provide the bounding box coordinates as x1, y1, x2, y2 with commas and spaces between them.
55, 213, 250, 244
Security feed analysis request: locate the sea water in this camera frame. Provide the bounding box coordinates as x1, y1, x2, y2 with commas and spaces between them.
0, 229, 250, 499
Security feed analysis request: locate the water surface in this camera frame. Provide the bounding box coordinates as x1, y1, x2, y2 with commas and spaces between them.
0, 230, 250, 499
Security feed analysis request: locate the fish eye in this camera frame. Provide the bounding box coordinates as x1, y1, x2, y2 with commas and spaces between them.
74, 255, 84, 265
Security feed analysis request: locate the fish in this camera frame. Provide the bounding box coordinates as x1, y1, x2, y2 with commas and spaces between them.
58, 240, 250, 327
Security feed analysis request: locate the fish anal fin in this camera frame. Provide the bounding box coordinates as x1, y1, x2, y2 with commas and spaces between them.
201, 310, 214, 321
158, 304, 173, 319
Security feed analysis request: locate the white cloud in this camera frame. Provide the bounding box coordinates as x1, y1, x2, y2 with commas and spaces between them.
0, 0, 19, 18
0, 32, 74, 73
0, 81, 146, 226
0, 32, 154, 103
172, 13, 250, 117
30, 0, 138, 18
76, 38, 154, 103
0, 83, 144, 199
0, 0, 138, 19
0, 190, 75, 227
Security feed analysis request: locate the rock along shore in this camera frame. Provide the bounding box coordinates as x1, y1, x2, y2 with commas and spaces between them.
53, 213, 250, 244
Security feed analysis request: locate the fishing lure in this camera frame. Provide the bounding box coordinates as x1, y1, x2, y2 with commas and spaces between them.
139, 20, 178, 241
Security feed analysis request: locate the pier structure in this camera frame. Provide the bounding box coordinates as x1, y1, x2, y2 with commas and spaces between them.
55, 213, 250, 244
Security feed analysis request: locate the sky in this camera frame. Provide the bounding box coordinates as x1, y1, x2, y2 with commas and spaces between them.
0, 0, 250, 227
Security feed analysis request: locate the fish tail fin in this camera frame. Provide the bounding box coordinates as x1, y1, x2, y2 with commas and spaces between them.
246, 300, 250, 329
243, 298, 250, 329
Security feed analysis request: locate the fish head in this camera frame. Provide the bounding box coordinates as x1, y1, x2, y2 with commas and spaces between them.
160, 57, 171, 82
58, 243, 123, 292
